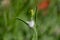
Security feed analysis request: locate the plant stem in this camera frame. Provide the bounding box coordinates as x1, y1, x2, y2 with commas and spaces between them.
32, 26, 38, 40
3, 10, 8, 27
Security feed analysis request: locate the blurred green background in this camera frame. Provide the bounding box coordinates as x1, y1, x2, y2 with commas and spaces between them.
0, 0, 60, 40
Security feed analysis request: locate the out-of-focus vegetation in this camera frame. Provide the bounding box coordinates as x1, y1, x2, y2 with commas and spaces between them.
0, 0, 60, 40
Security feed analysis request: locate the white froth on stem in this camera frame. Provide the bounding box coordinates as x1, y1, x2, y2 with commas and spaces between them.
26, 20, 35, 28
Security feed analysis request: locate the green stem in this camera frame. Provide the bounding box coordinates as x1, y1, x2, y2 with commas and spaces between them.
32, 26, 38, 40
32, 5, 38, 40
3, 10, 8, 27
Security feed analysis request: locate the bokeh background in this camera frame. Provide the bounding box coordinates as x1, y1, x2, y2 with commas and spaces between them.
0, 0, 60, 40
